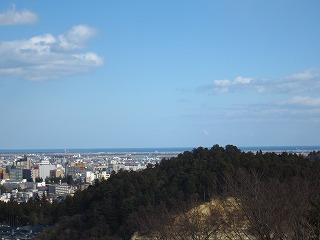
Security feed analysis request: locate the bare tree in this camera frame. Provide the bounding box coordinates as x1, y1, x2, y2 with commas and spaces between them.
223, 169, 318, 240
130, 196, 225, 240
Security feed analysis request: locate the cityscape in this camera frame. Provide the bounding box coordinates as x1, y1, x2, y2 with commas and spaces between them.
1, 146, 317, 204
0, 1, 319, 239
0, 149, 186, 239
0, 150, 185, 204
0, 146, 319, 239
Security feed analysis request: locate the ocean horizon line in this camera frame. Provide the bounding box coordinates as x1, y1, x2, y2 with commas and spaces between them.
0, 145, 320, 154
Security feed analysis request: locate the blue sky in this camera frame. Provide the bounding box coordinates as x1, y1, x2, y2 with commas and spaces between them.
0, 1, 320, 149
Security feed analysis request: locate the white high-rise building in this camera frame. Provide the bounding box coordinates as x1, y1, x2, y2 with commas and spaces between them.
39, 161, 56, 180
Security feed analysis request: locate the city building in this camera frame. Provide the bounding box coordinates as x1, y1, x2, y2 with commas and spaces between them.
22, 169, 32, 181
31, 165, 40, 182
39, 161, 56, 180
6, 166, 23, 181
50, 167, 65, 178
0, 167, 9, 180
48, 183, 77, 196
108, 160, 125, 174
65, 166, 85, 179
14, 155, 31, 170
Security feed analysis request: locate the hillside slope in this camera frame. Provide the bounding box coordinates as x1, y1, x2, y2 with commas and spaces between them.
37, 145, 320, 239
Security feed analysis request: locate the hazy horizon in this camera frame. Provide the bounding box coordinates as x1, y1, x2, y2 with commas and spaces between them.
1, 145, 320, 154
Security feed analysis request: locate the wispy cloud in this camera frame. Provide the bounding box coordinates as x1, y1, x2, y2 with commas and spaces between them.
272, 69, 320, 94
284, 69, 320, 81
0, 5, 38, 25
195, 69, 320, 125
198, 69, 320, 94
0, 25, 103, 81
283, 96, 320, 107
57, 25, 97, 50
188, 101, 320, 124
197, 76, 255, 93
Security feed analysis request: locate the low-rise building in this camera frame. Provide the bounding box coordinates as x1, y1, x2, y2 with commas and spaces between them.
48, 183, 77, 196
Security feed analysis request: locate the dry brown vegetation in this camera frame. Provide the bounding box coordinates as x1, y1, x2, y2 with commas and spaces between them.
132, 171, 319, 240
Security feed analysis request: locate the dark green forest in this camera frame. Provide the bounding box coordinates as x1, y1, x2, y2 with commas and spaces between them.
2, 145, 320, 239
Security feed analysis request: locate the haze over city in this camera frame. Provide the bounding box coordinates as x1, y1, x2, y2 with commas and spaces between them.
0, 1, 319, 149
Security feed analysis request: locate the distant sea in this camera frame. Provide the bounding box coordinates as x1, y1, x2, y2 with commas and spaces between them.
0, 146, 319, 154
0, 147, 192, 154
240, 146, 320, 152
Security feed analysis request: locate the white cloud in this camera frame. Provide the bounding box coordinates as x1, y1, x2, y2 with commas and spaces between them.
198, 76, 255, 93
212, 79, 231, 92
213, 79, 231, 86
274, 69, 320, 93
58, 25, 97, 50
252, 69, 320, 94
0, 5, 38, 25
199, 69, 320, 95
194, 70, 320, 128
234, 76, 253, 84
73, 52, 103, 65
284, 69, 320, 81
0, 25, 103, 81
213, 77, 254, 88
284, 96, 320, 107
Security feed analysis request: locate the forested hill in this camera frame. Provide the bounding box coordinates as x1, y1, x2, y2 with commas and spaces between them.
38, 145, 320, 239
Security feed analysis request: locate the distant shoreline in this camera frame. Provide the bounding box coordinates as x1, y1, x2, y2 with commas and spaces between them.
0, 146, 319, 154
0, 147, 193, 154
240, 145, 320, 151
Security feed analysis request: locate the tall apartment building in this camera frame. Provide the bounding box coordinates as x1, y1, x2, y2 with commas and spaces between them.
108, 160, 125, 174
50, 167, 65, 178
65, 162, 86, 179
6, 166, 23, 181
31, 165, 40, 182
14, 155, 31, 169
0, 167, 9, 180
39, 161, 56, 180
